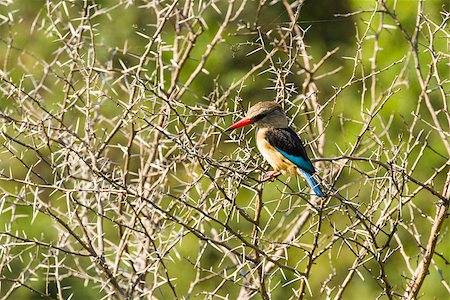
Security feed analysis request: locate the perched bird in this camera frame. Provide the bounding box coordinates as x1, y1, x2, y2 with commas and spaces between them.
227, 101, 324, 197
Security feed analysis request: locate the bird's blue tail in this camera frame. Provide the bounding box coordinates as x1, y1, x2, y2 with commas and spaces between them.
299, 170, 325, 197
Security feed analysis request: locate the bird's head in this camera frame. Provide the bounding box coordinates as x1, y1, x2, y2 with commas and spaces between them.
227, 101, 288, 131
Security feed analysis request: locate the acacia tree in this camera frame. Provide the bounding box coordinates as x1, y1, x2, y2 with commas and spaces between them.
0, 0, 448, 299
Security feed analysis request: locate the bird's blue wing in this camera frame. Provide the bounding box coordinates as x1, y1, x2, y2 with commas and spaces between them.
265, 128, 315, 174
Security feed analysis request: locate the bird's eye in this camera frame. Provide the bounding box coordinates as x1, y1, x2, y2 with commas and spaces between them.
252, 112, 267, 121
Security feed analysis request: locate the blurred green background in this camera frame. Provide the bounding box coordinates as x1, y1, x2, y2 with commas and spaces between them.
0, 0, 448, 299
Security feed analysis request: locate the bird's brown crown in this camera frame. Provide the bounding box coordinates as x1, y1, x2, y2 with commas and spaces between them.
247, 101, 288, 128
247, 101, 282, 120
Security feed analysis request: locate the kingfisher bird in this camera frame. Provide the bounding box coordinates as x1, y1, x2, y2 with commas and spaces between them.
227, 101, 325, 197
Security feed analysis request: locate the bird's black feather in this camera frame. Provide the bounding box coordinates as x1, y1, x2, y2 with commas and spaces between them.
265, 127, 315, 174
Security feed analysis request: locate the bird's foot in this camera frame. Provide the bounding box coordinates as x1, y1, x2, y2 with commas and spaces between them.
265, 171, 281, 182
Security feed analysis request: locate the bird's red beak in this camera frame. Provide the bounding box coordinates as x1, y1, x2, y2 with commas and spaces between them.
226, 118, 253, 131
